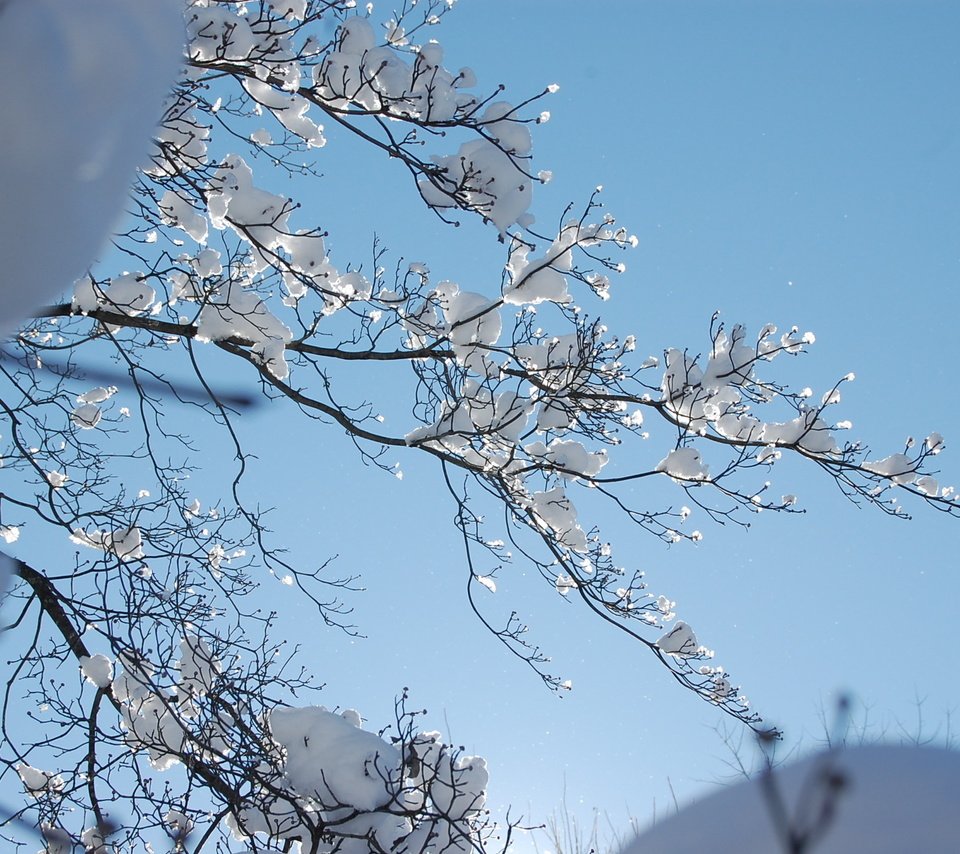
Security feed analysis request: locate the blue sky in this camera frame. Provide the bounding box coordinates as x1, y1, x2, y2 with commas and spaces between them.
5, 1, 956, 849
227, 1, 960, 845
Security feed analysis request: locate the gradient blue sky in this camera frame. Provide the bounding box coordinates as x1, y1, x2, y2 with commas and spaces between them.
9, 1, 945, 849
225, 1, 960, 846
2, 2, 958, 850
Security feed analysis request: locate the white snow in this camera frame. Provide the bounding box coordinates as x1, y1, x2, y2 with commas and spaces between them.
195, 286, 293, 380
45, 471, 68, 489
242, 78, 325, 148
178, 634, 221, 697
159, 191, 209, 244
186, 6, 254, 62
504, 232, 574, 306
164, 810, 194, 838
219, 703, 492, 850
525, 439, 607, 479
476, 575, 497, 593
70, 526, 145, 561
420, 136, 533, 232
16, 762, 64, 796
103, 272, 157, 316
79, 654, 114, 689
71, 404, 103, 430
529, 488, 588, 554
655, 621, 699, 657
77, 387, 116, 405
656, 448, 709, 482
269, 706, 401, 812
863, 453, 918, 485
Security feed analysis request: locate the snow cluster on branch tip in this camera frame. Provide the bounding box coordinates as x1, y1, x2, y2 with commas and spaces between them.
312, 15, 538, 229
419, 101, 534, 233
80, 654, 115, 689
111, 639, 222, 772
185, 6, 537, 230
70, 525, 144, 561
101, 634, 492, 851
658, 322, 954, 499
70, 386, 117, 431
314, 18, 476, 122
72, 272, 157, 318
660, 324, 839, 454
57, 640, 492, 850
15, 763, 64, 798
229, 709, 488, 851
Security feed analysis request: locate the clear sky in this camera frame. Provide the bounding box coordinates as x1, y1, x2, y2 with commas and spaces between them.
217, 0, 960, 847
9, 2, 956, 850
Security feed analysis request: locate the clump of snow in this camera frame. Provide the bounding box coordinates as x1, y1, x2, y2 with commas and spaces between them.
328, 26, 545, 214
525, 438, 607, 479
504, 233, 573, 306
16, 762, 64, 797
657, 448, 709, 482
420, 131, 533, 232
863, 453, 918, 485
178, 634, 221, 697
71, 404, 103, 430
46, 471, 68, 489
186, 6, 255, 61
164, 810, 195, 838
243, 78, 325, 148
72, 276, 104, 315
476, 575, 497, 593
103, 272, 156, 316
656, 621, 700, 657
149, 95, 210, 177
226, 705, 490, 851
119, 690, 187, 771
81, 827, 108, 853
405, 378, 531, 457
195, 285, 293, 380
269, 706, 400, 812
159, 191, 208, 244
528, 488, 588, 554
314, 17, 479, 122
112, 645, 215, 771
207, 156, 290, 261
266, 0, 307, 21
70, 526, 144, 561
431, 752, 489, 820
79, 654, 114, 689
444, 288, 502, 349
77, 387, 116, 405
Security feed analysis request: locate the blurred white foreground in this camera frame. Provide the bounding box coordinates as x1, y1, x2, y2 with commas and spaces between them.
624, 745, 960, 854
0, 0, 182, 334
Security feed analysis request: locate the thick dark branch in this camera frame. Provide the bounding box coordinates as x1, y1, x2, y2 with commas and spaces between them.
33, 304, 452, 362
15, 560, 92, 662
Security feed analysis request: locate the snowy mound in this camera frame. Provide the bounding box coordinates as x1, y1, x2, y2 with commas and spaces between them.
623, 745, 960, 854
